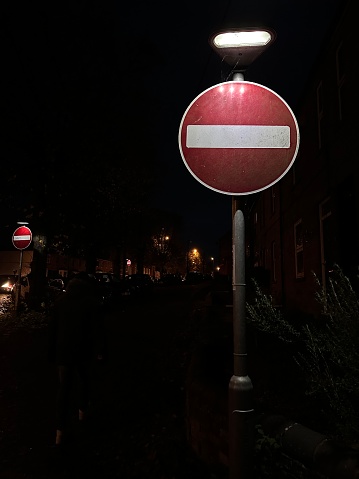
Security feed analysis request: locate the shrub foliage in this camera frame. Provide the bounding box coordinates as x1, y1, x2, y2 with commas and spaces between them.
246, 265, 359, 440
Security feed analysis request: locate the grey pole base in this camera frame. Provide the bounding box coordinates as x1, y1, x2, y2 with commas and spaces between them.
229, 374, 255, 479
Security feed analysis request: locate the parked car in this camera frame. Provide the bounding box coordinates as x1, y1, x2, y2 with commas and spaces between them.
10, 275, 30, 301
0, 275, 16, 294
48, 278, 65, 291
158, 273, 183, 286
124, 273, 154, 297
184, 272, 211, 284
94, 272, 131, 307
45, 277, 66, 307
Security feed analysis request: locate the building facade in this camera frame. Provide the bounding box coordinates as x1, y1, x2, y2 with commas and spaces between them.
247, 0, 358, 318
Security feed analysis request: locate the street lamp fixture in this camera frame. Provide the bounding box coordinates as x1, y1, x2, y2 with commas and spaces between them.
209, 27, 276, 72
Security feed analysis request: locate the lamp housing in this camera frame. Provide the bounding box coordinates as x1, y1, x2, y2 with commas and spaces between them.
209, 27, 276, 70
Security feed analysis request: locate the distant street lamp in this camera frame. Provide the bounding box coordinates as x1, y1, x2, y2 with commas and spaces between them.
159, 228, 170, 253
189, 248, 200, 272
155, 228, 170, 276
209, 27, 276, 479
210, 257, 214, 276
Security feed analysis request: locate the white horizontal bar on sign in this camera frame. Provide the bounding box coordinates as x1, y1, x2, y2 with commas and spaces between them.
14, 235, 31, 241
186, 125, 290, 148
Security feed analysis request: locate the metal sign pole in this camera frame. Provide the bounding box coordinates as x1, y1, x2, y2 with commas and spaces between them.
14, 249, 23, 315
229, 205, 254, 479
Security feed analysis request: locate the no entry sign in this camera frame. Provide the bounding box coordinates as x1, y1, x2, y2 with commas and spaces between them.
178, 81, 300, 195
12, 226, 32, 250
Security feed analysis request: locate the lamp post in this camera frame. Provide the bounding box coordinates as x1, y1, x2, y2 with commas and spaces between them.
209, 27, 276, 479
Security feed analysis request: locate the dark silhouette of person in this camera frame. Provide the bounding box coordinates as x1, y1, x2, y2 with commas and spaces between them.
48, 271, 106, 446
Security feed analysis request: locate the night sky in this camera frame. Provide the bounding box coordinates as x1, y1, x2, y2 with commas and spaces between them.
2, 0, 344, 257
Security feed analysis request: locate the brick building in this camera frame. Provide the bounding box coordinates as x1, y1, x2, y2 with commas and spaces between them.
246, 0, 358, 318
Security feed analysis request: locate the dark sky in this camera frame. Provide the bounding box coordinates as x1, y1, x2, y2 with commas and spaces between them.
3, 0, 344, 258
115, 0, 343, 256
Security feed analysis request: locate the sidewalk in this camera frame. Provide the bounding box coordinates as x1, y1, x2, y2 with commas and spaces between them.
0, 287, 225, 479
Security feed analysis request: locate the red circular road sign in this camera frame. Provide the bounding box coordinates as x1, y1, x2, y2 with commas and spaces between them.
178, 81, 300, 195
12, 226, 32, 250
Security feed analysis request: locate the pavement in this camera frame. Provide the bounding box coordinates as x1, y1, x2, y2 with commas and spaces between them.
0, 285, 227, 479
3, 281, 357, 479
